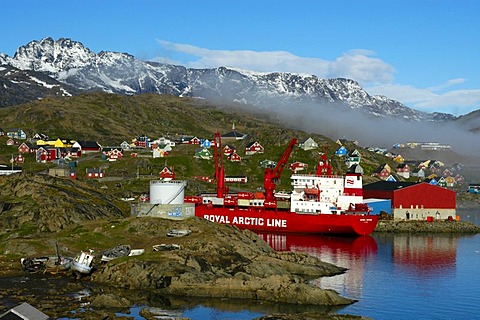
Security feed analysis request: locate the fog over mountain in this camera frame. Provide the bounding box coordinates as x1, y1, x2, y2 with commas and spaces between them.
1, 37, 479, 158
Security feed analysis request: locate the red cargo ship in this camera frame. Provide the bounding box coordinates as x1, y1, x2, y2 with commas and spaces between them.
184, 132, 379, 236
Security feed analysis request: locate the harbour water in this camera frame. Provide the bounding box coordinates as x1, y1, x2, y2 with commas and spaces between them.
176, 209, 480, 319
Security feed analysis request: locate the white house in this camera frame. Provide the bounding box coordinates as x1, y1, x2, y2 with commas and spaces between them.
299, 137, 318, 151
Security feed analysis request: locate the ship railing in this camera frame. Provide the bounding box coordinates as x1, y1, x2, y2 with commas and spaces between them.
291, 173, 345, 179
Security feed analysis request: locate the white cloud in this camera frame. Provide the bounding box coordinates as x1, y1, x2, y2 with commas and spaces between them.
154, 40, 394, 84
366, 84, 436, 104
153, 40, 480, 116
427, 78, 465, 91
155, 39, 331, 77
367, 80, 480, 115
329, 49, 396, 84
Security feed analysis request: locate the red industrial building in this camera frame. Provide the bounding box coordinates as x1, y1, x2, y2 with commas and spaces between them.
363, 181, 456, 221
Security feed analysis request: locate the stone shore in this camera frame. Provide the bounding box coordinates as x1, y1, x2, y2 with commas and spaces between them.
0, 217, 362, 319
374, 219, 480, 233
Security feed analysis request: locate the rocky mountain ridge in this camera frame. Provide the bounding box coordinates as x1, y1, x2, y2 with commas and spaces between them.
0, 64, 79, 107
0, 37, 457, 123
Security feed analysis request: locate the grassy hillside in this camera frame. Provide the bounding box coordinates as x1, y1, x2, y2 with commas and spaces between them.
0, 92, 397, 196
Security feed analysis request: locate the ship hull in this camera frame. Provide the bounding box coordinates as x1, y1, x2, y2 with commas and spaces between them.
195, 205, 379, 236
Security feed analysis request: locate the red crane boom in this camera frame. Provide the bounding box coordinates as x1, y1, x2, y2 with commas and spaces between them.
263, 138, 297, 205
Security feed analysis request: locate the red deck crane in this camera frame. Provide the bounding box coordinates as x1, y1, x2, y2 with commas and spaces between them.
213, 131, 227, 198
263, 138, 297, 207
316, 145, 333, 176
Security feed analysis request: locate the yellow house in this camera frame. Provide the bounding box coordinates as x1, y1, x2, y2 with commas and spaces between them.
393, 154, 405, 163
445, 176, 456, 187
36, 139, 47, 146
53, 138, 66, 148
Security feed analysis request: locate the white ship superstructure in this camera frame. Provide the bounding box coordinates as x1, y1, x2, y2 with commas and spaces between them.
290, 172, 364, 214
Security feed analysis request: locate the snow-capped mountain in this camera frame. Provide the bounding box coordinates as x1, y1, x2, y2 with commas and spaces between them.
0, 37, 456, 122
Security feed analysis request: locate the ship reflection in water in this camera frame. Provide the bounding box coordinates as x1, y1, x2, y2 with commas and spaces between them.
257, 232, 459, 301
391, 234, 458, 276
257, 233, 378, 298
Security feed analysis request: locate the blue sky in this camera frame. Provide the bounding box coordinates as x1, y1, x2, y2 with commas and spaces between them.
2, 0, 479, 116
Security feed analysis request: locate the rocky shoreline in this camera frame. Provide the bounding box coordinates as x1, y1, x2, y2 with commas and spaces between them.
0, 216, 366, 319
374, 219, 480, 233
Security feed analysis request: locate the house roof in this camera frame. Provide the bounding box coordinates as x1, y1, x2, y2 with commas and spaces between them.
19, 141, 35, 148
373, 165, 388, 174
246, 141, 261, 148
299, 137, 316, 144
0, 302, 49, 320
77, 141, 101, 148
363, 181, 417, 191
347, 164, 363, 173
221, 130, 246, 139
347, 149, 360, 156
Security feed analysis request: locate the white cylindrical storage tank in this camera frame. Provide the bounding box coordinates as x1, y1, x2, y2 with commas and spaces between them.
150, 180, 186, 204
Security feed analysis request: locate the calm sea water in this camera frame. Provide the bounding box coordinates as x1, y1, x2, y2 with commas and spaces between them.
172, 209, 480, 320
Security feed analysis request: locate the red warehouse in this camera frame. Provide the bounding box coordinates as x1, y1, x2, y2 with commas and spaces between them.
363, 181, 456, 221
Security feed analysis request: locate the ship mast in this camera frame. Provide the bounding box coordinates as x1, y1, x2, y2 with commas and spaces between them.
316, 146, 333, 176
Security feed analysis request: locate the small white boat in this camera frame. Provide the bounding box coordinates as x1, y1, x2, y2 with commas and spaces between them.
128, 249, 145, 256
71, 251, 94, 275
101, 245, 131, 262
166, 229, 192, 237
101, 245, 144, 262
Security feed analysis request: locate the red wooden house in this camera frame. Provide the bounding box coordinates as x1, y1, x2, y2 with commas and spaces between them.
227, 152, 242, 162
68, 147, 82, 158
18, 142, 36, 154
36, 147, 59, 163
245, 141, 264, 155
443, 168, 452, 177
187, 136, 201, 145
396, 163, 411, 179
290, 161, 308, 173
14, 154, 25, 164
223, 145, 236, 156
102, 147, 123, 161
372, 163, 391, 180
159, 166, 175, 180
86, 168, 105, 178
74, 141, 102, 153
133, 135, 150, 148
108, 149, 123, 161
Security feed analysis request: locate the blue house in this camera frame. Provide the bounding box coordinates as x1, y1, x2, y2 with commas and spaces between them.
425, 178, 439, 185
7, 128, 27, 140
468, 183, 480, 194
335, 146, 347, 156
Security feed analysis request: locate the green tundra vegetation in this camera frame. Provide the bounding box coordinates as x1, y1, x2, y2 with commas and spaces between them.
0, 91, 417, 199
